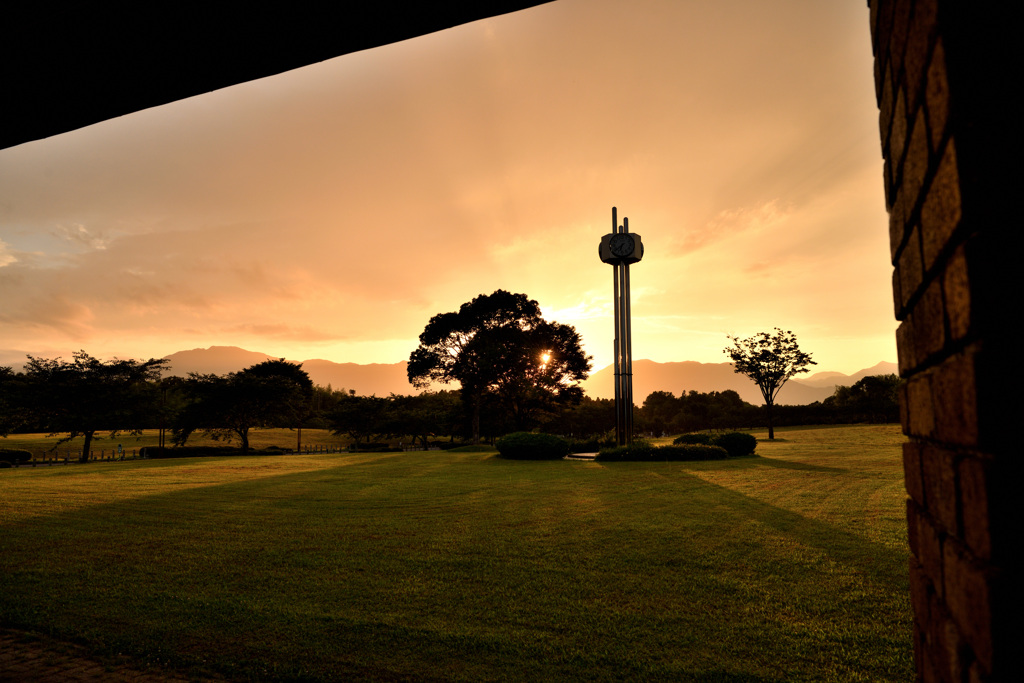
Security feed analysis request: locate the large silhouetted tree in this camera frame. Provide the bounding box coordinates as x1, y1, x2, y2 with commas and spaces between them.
408, 290, 591, 442
724, 328, 815, 440
22, 351, 167, 461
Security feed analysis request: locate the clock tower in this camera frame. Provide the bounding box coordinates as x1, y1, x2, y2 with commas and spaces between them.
599, 207, 644, 446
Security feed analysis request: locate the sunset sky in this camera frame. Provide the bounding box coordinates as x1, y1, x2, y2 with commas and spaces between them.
0, 0, 895, 377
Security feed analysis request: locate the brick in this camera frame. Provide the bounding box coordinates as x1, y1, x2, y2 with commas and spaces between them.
921, 141, 962, 270
943, 539, 993, 672
925, 591, 951, 683
921, 639, 940, 683
942, 245, 971, 342
913, 624, 927, 682
904, 440, 926, 505
897, 321, 917, 374
920, 443, 958, 535
912, 277, 946, 360
892, 267, 906, 320
905, 0, 937, 112
910, 556, 932, 625
925, 38, 950, 153
918, 507, 945, 597
958, 456, 991, 561
904, 372, 936, 438
897, 225, 924, 307
932, 352, 979, 447
874, 44, 884, 104
907, 497, 922, 558
891, 86, 909, 176
872, 0, 896, 79
879, 63, 895, 156
884, 156, 894, 209
939, 616, 968, 683
889, 0, 913, 91
903, 108, 931, 214
898, 370, 911, 428
889, 184, 909, 262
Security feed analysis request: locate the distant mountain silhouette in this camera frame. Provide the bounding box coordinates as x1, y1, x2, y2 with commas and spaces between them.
580, 359, 897, 406
162, 346, 276, 376
161, 346, 433, 396
155, 346, 895, 405
800, 361, 898, 387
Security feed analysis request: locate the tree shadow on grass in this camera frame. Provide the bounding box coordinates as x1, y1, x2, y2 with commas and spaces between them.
0, 455, 910, 682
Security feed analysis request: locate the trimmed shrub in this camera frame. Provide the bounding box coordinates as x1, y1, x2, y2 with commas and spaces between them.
596, 443, 729, 462
672, 433, 713, 446
0, 448, 32, 465
710, 432, 758, 458
495, 432, 570, 460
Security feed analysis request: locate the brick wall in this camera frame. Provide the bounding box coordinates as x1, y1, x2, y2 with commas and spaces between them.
869, 1, 1020, 681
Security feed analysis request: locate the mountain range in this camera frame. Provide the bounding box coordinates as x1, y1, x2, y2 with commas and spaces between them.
156, 346, 895, 406
0, 345, 894, 406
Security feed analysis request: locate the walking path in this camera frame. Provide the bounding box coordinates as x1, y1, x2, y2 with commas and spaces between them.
0, 628, 216, 682
564, 452, 598, 460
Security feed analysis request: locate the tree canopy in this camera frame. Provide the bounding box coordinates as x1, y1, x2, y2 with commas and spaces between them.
724, 328, 815, 439
172, 359, 312, 454
825, 373, 900, 423
21, 351, 168, 460
408, 290, 591, 442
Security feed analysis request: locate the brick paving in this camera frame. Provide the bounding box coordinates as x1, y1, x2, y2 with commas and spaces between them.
0, 629, 214, 682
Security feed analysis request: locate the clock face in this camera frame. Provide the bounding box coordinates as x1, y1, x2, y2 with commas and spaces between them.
610, 233, 635, 257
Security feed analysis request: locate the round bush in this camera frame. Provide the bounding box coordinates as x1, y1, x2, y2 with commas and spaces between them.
495, 432, 570, 460
710, 432, 758, 457
672, 433, 713, 446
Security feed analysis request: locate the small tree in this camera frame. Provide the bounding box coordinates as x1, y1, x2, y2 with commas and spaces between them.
724, 328, 815, 440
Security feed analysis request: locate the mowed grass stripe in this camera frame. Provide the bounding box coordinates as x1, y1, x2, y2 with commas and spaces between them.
0, 425, 911, 681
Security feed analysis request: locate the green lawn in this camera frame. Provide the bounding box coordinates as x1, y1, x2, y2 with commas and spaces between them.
0, 424, 912, 681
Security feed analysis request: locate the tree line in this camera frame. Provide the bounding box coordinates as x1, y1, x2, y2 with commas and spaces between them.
632, 374, 900, 435
1, 347, 899, 461
0, 292, 899, 458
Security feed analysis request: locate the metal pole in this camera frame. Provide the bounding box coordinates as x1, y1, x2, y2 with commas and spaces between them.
623, 216, 634, 445
611, 208, 623, 445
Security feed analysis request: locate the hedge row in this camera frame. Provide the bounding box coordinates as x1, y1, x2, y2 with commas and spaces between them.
672, 431, 758, 458
139, 446, 291, 458
495, 432, 570, 460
